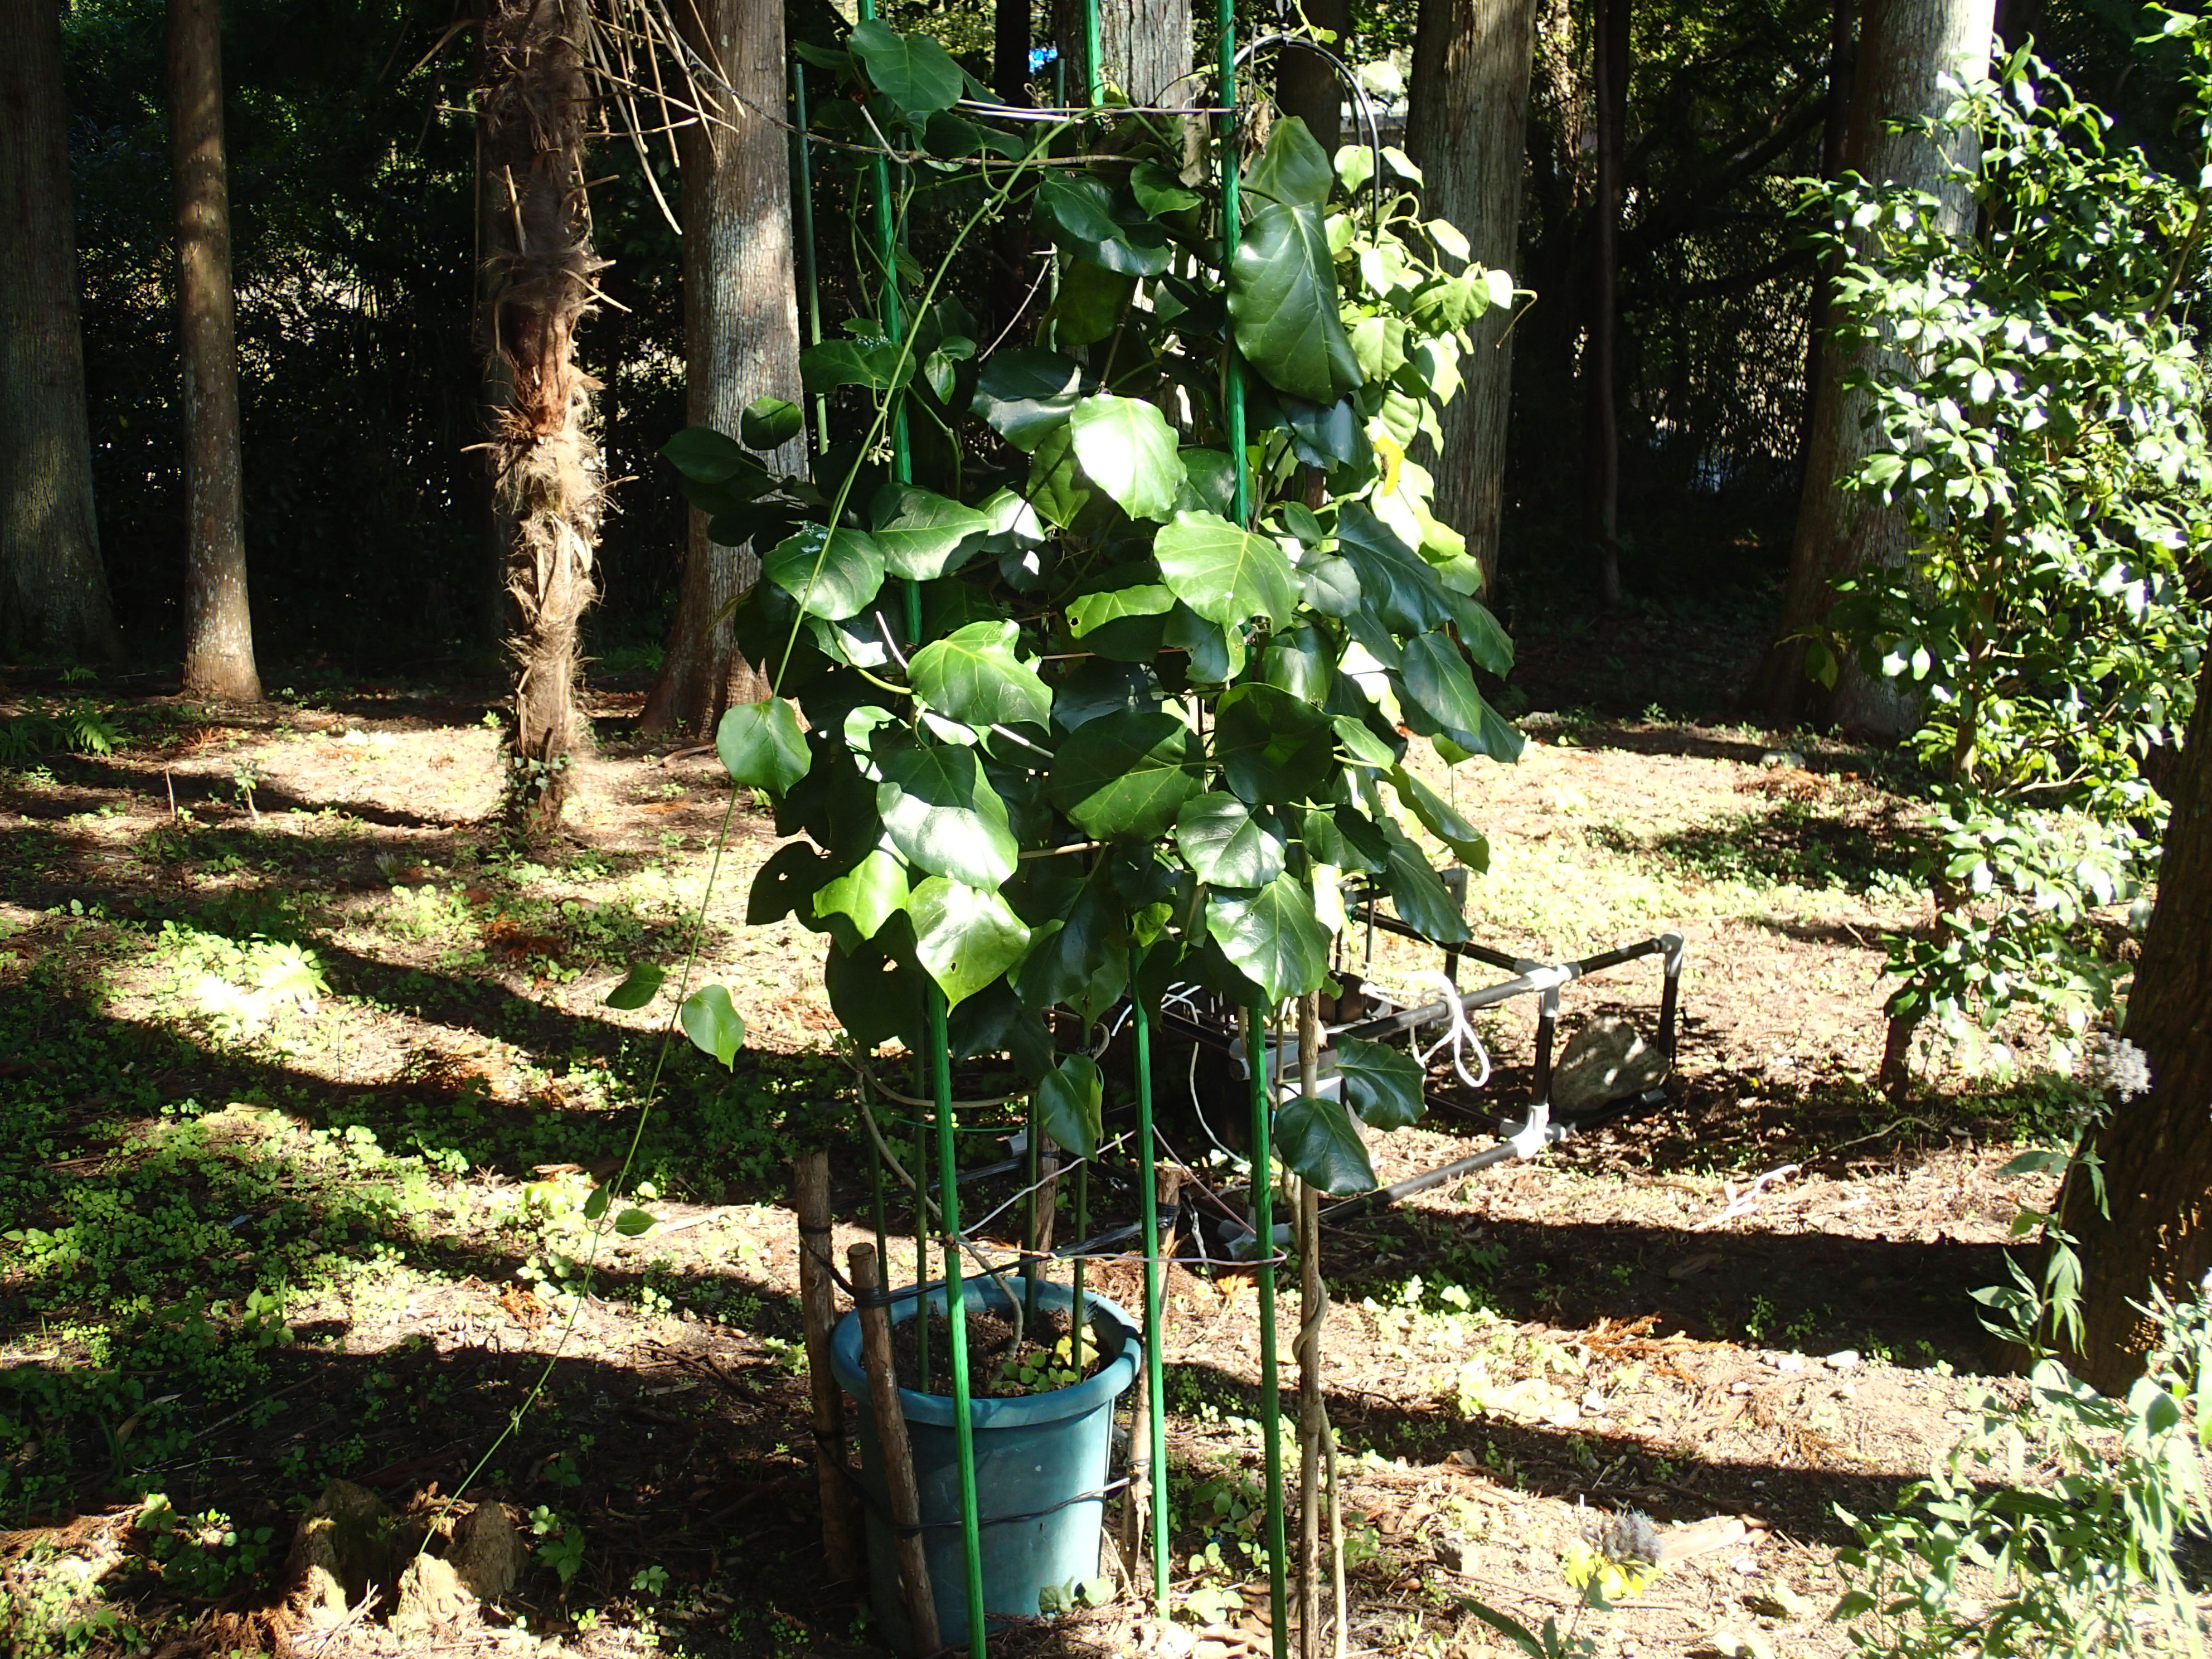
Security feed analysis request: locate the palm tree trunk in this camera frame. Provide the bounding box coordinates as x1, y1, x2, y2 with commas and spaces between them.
480, 0, 602, 835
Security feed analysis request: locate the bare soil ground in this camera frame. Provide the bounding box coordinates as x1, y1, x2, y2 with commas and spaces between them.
0, 668, 2117, 1659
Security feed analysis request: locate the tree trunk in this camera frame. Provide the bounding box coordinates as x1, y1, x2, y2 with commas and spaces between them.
1585, 0, 1628, 607
1755, 0, 1993, 731
639, 0, 806, 737
1053, 0, 1193, 106
2056, 653, 2212, 1395
0, 0, 117, 663
480, 0, 602, 837
1277, 0, 1348, 158
1796, 0, 1858, 462
1405, 0, 1539, 595
169, 0, 259, 701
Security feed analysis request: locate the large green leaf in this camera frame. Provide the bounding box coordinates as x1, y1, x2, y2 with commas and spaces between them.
604, 964, 664, 1010
1261, 623, 1333, 702
1275, 1092, 1377, 1194
824, 921, 926, 1050
680, 985, 746, 1069
877, 744, 1018, 888
740, 396, 803, 452
1036, 173, 1123, 242
1398, 630, 1488, 738
972, 348, 1087, 452
763, 525, 887, 621
1229, 202, 1363, 404
1164, 604, 1245, 684
663, 426, 761, 484
812, 846, 910, 940
1389, 768, 1490, 871
1213, 683, 1337, 805
1047, 710, 1204, 840
1207, 874, 1330, 1003
1154, 511, 1301, 627
1025, 424, 1094, 530
1036, 1052, 1103, 1158
874, 486, 991, 580
1244, 116, 1335, 208
717, 700, 811, 794
1334, 1037, 1426, 1130
800, 338, 911, 394
1069, 395, 1186, 522
848, 20, 964, 120
1380, 819, 1470, 944
1012, 874, 1128, 1018
1332, 504, 1456, 636
748, 840, 831, 924
1454, 597, 1515, 676
1048, 258, 1136, 347
909, 876, 1030, 1009
909, 620, 1051, 729
1175, 793, 1287, 887
1066, 580, 1175, 637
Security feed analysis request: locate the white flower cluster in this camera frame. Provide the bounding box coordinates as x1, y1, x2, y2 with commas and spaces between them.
2085, 1033, 2153, 1102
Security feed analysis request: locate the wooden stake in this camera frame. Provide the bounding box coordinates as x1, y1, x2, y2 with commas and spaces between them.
848, 1241, 940, 1656
793, 1152, 861, 1580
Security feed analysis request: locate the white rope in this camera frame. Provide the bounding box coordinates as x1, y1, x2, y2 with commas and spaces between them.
1404, 969, 1493, 1094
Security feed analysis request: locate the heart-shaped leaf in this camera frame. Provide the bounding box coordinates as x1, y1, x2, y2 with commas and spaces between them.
1334, 1037, 1426, 1129
717, 699, 811, 794
874, 486, 992, 580
1048, 710, 1204, 840
1213, 683, 1337, 805
910, 876, 1030, 1008
1155, 511, 1301, 628
1275, 1092, 1377, 1194
1012, 874, 1128, 1018
1068, 394, 1186, 522
1243, 115, 1334, 208
1036, 1051, 1103, 1158
1207, 874, 1330, 1004
800, 338, 911, 393
663, 426, 760, 484
1229, 201, 1363, 404
878, 744, 1018, 889
604, 963, 664, 1010
1175, 793, 1288, 887
614, 1207, 658, 1237
1066, 580, 1175, 637
812, 846, 910, 940
680, 984, 746, 1068
971, 348, 1088, 452
908, 620, 1051, 728
764, 525, 887, 621
848, 20, 965, 120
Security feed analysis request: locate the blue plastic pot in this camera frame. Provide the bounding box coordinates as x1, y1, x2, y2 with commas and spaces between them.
831, 1275, 1141, 1655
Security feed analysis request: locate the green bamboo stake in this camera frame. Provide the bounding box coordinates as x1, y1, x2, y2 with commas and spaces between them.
1133, 948, 1170, 1608
791, 59, 830, 453
1070, 1156, 1089, 1379
1081, 0, 1104, 106
1023, 1090, 1043, 1319
1247, 1005, 1289, 1659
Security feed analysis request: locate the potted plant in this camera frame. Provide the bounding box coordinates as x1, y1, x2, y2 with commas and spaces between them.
663, 13, 1523, 1647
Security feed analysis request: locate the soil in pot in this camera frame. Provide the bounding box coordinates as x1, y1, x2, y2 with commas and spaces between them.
892, 1293, 1113, 1398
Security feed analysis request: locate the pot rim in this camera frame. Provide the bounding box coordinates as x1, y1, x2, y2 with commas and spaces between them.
831, 1272, 1142, 1430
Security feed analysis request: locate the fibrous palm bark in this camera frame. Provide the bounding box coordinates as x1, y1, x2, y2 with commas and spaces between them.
480, 0, 604, 835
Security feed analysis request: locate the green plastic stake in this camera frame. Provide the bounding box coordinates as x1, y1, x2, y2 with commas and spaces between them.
792, 58, 829, 453
1217, 0, 1250, 528
929, 987, 987, 1658
1247, 1005, 1288, 1659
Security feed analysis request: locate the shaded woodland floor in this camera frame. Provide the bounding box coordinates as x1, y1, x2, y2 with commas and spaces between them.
0, 642, 2147, 1658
